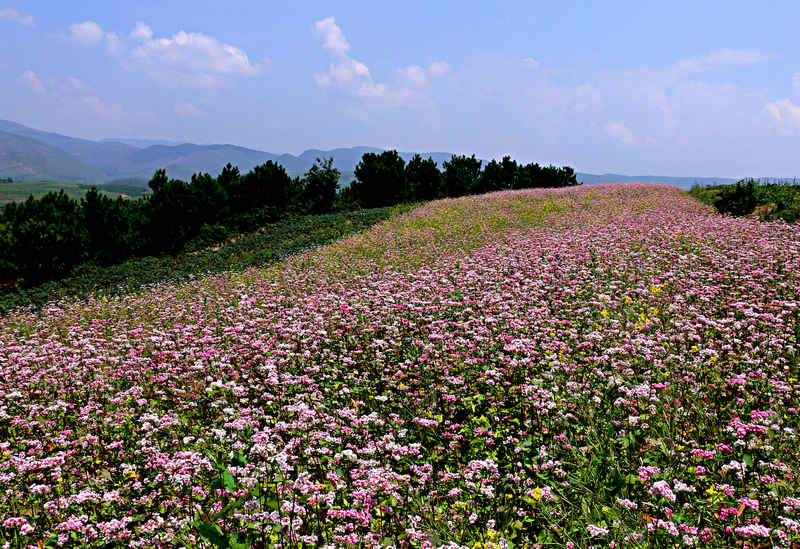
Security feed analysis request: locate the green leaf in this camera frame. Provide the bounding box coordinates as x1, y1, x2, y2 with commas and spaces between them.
743, 454, 753, 468
222, 470, 236, 491
264, 496, 280, 511
232, 450, 248, 466
229, 533, 250, 549
214, 495, 248, 520
195, 521, 229, 548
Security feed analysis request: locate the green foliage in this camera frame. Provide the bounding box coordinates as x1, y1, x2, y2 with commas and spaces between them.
98, 183, 149, 198
443, 154, 483, 197
405, 154, 442, 200
690, 178, 800, 222
1, 150, 579, 299
229, 161, 293, 213
82, 187, 142, 265
0, 206, 410, 313
191, 172, 228, 224
0, 180, 134, 205
146, 170, 198, 254
1, 191, 88, 285
301, 157, 340, 214
515, 162, 578, 189
352, 150, 408, 207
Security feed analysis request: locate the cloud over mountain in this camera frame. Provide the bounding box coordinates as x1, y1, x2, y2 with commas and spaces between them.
0, 7, 33, 26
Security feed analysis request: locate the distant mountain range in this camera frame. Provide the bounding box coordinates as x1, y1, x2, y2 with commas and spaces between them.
0, 119, 746, 189
0, 130, 102, 182
577, 173, 739, 188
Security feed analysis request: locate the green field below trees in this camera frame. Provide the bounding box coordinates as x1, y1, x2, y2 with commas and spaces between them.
0, 180, 147, 204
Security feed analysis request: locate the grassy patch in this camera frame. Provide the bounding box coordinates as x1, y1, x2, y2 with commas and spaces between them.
0, 180, 140, 205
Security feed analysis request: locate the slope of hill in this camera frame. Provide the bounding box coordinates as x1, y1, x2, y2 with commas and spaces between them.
0, 119, 137, 173
0, 204, 409, 311
0, 131, 101, 182
101, 138, 184, 148
1, 185, 798, 547
120, 143, 284, 181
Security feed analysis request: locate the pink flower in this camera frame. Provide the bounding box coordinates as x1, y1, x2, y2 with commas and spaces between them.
650, 480, 676, 502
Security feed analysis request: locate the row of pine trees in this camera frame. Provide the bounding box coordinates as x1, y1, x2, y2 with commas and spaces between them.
0, 152, 579, 286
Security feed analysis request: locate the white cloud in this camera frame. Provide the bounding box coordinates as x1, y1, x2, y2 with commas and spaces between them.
69, 21, 105, 45
572, 83, 604, 113
396, 65, 428, 87
18, 72, 91, 97
130, 21, 153, 42
65, 19, 258, 86
764, 98, 800, 131
175, 102, 206, 118
521, 57, 540, 69
61, 76, 89, 94
105, 32, 122, 55
604, 122, 639, 145
315, 56, 369, 88
18, 70, 45, 94
313, 18, 389, 101
69, 21, 123, 55
14, 69, 148, 127
0, 7, 33, 25
428, 61, 451, 78
677, 48, 768, 72
75, 95, 129, 121
131, 27, 258, 86
396, 62, 452, 87
314, 17, 350, 55
313, 17, 443, 112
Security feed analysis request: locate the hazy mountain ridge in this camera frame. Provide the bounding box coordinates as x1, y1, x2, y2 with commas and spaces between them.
578, 173, 740, 188
0, 119, 752, 189
0, 131, 102, 182
101, 138, 185, 148
0, 120, 138, 172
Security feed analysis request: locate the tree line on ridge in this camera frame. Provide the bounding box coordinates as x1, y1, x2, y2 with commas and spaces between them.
0, 151, 579, 287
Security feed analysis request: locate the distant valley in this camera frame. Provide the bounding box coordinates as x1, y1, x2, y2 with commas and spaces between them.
0, 119, 742, 190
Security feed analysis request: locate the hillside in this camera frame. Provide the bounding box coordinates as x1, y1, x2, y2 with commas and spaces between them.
1, 185, 798, 548
119, 142, 287, 182
0, 205, 409, 312
101, 137, 184, 148
0, 130, 101, 182
0, 119, 137, 174
0, 120, 450, 184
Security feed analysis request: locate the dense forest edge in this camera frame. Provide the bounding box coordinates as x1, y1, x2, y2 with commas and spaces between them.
0, 206, 411, 313
0, 151, 578, 312
689, 178, 800, 223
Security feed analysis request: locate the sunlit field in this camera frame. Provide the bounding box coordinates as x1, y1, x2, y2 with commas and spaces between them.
0, 181, 137, 205
1, 184, 799, 548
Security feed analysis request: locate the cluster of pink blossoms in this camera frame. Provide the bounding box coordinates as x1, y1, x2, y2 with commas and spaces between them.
0, 184, 799, 547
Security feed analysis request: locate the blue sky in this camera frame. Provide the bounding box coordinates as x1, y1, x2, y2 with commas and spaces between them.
1, 1, 799, 176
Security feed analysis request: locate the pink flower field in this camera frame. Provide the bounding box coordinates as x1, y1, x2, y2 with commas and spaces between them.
1, 184, 799, 548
